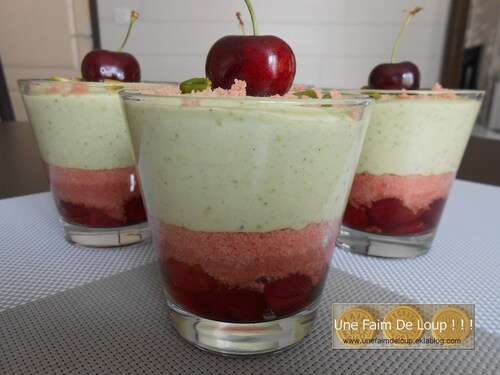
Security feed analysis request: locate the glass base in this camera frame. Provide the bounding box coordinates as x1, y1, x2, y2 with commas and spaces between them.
336, 225, 435, 259
60, 218, 151, 247
167, 297, 317, 356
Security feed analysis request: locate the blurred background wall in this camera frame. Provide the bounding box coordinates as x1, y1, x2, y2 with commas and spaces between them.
3, 0, 498, 132
97, 0, 450, 89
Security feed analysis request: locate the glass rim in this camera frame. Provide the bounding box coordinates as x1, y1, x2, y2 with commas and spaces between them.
339, 88, 485, 97
119, 89, 374, 107
17, 78, 170, 87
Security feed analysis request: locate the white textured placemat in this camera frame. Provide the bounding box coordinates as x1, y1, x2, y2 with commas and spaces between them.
1, 262, 498, 374
0, 193, 156, 311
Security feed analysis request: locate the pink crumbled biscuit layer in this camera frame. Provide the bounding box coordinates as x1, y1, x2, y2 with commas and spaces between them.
46, 163, 142, 222
151, 218, 340, 291
349, 172, 456, 213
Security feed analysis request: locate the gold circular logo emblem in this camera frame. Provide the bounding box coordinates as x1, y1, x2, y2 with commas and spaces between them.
383, 305, 423, 346
335, 307, 377, 347
431, 307, 470, 345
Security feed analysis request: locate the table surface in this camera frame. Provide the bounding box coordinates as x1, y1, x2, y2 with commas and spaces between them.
0, 121, 49, 199
1, 180, 499, 374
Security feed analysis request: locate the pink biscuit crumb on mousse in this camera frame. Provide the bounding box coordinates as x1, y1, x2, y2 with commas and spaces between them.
393, 82, 457, 100
198, 79, 247, 97
151, 218, 340, 291
140, 85, 181, 96
67, 83, 90, 96
140, 80, 247, 97
140, 80, 343, 100
43, 82, 90, 96
45, 162, 146, 227
432, 83, 444, 91
45, 84, 67, 95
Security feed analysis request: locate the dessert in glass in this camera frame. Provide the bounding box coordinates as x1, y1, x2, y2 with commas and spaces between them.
18, 79, 165, 247
120, 83, 372, 355
337, 88, 484, 258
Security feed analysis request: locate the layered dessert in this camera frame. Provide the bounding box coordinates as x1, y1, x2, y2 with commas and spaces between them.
342, 89, 483, 235
19, 80, 166, 228
122, 83, 370, 322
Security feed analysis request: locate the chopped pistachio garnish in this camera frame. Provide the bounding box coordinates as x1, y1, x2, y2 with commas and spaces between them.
180, 77, 212, 93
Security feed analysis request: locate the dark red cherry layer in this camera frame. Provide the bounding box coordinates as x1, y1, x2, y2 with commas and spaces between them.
343, 197, 447, 236
162, 258, 324, 323
56, 196, 146, 227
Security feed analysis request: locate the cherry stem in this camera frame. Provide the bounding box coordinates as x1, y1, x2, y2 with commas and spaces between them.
236, 12, 246, 35
390, 6, 422, 63
118, 10, 139, 52
244, 0, 258, 36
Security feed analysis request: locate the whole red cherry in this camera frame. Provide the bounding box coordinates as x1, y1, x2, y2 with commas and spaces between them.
81, 11, 140, 82
205, 0, 296, 96
81, 50, 140, 82
368, 7, 422, 90
368, 61, 420, 90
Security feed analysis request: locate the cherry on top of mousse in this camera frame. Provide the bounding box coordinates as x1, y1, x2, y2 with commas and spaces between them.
81, 10, 141, 83
368, 7, 423, 90
205, 0, 297, 97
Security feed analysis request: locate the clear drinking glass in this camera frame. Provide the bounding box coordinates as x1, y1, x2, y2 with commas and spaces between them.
18, 79, 165, 247
337, 89, 484, 258
120, 90, 372, 355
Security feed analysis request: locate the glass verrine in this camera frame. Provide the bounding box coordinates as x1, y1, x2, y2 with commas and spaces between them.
337, 89, 484, 258
120, 90, 372, 355
18, 79, 167, 247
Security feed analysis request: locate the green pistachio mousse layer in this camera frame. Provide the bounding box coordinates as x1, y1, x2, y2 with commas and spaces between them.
20, 80, 167, 170
356, 91, 482, 176
122, 95, 370, 233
